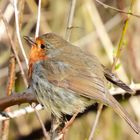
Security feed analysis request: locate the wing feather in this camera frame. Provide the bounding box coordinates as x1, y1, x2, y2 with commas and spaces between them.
41, 47, 108, 104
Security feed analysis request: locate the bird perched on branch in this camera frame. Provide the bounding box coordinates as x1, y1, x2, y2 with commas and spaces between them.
24, 33, 140, 134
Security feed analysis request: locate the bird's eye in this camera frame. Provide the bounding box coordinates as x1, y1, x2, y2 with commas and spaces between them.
40, 44, 45, 49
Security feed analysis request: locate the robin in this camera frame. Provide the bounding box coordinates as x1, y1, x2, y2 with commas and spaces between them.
24, 33, 140, 134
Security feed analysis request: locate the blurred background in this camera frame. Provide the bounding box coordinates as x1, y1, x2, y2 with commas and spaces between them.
0, 0, 140, 139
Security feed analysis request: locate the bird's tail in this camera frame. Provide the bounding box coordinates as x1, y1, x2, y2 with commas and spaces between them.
107, 93, 140, 134
102, 65, 135, 94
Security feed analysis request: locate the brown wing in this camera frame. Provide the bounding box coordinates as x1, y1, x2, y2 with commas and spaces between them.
41, 51, 140, 134
38, 33, 140, 134
42, 45, 108, 104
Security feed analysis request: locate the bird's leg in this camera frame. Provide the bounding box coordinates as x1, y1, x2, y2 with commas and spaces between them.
61, 112, 79, 134
50, 114, 64, 140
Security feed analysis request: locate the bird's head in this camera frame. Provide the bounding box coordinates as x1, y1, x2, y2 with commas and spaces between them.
24, 33, 68, 65
24, 35, 49, 78
24, 36, 48, 65
24, 33, 67, 78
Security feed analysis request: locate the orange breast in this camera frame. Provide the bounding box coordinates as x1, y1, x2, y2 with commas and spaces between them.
28, 44, 47, 78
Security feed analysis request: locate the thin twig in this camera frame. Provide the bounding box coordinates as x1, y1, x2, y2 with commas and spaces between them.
25, 0, 52, 34
49, 0, 77, 139
0, 62, 27, 79
0, 105, 42, 121
88, 0, 135, 139
0, 91, 37, 111
88, 104, 103, 140
111, 0, 135, 72
35, 0, 41, 38
1, 112, 10, 140
6, 57, 16, 96
0, 83, 140, 121
65, 0, 77, 41
14, 0, 47, 138
86, 1, 112, 139
13, 0, 28, 67
32, 104, 50, 140
86, 1, 113, 62
1, 56, 15, 140
34, 1, 50, 139
0, 10, 28, 86
18, 0, 25, 30
95, 0, 140, 18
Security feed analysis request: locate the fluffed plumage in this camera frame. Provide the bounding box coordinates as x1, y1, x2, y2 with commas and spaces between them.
24, 33, 140, 134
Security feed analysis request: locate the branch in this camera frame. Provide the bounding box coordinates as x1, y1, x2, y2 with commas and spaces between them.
1, 55, 16, 140
95, 0, 140, 18
35, 0, 41, 38
13, 0, 28, 67
0, 87, 140, 118
0, 10, 28, 86
0, 91, 37, 111
88, 0, 136, 138
65, 0, 77, 41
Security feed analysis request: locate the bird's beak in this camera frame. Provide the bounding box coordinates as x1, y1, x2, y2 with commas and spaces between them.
24, 36, 36, 47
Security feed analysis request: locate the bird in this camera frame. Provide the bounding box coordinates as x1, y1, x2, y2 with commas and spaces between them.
24, 32, 140, 134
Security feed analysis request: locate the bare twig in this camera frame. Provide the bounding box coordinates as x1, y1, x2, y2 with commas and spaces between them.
0, 3, 14, 38
86, 1, 114, 137
1, 113, 10, 140
13, 0, 28, 67
0, 10, 28, 86
1, 56, 15, 140
25, 0, 51, 34
0, 105, 42, 121
89, 104, 104, 140
49, 0, 77, 139
0, 86, 140, 121
6, 57, 16, 96
95, 0, 140, 18
18, 0, 25, 30
87, 0, 136, 139
14, 0, 48, 138
86, 1, 113, 62
0, 62, 27, 78
0, 91, 37, 111
111, 0, 135, 72
33, 1, 50, 139
35, 0, 41, 38
65, 0, 77, 41
0, 2, 27, 138
32, 104, 50, 140
88, 104, 103, 140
